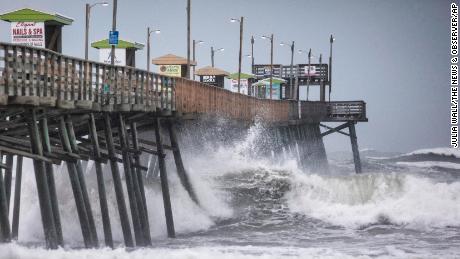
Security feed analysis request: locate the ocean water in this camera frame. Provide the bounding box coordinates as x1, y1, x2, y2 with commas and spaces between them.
0, 124, 459, 259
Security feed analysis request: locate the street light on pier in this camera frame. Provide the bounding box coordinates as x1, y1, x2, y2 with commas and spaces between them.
193, 40, 204, 80
261, 34, 274, 99
250, 36, 255, 74
146, 28, 160, 73
329, 34, 335, 102
211, 47, 224, 67
85, 1, 109, 60
280, 41, 295, 99
110, 0, 117, 66
230, 17, 244, 93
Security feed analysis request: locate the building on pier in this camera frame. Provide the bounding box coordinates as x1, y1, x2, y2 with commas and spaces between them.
0, 8, 73, 53
91, 39, 144, 67
152, 54, 196, 78
195, 66, 229, 88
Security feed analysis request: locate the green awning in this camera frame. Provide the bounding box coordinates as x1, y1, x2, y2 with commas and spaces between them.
0, 8, 73, 25
227, 72, 256, 80
253, 77, 286, 86
91, 39, 144, 50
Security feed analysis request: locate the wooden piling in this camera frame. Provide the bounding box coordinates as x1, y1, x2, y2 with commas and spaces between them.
58, 116, 93, 248
166, 119, 199, 205
153, 117, 175, 238
103, 113, 134, 247
11, 155, 22, 240
65, 115, 99, 247
4, 154, 13, 209
40, 117, 64, 246
0, 154, 11, 242
88, 113, 113, 248
117, 114, 145, 246
130, 121, 152, 244
348, 122, 362, 174
28, 109, 58, 249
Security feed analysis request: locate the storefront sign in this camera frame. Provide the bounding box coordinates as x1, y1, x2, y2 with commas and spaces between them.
11, 22, 45, 48
99, 48, 126, 66
304, 65, 317, 76
158, 65, 182, 77
231, 78, 248, 94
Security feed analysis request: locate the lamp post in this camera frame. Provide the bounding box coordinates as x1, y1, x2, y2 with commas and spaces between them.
110, 0, 117, 66
85, 1, 108, 60
193, 40, 204, 80
280, 41, 295, 99
329, 34, 334, 102
211, 47, 224, 67
230, 17, 244, 93
146, 28, 161, 73
250, 36, 255, 73
186, 0, 191, 79
261, 34, 274, 99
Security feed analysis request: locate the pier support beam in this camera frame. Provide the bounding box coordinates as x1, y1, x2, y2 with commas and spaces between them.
58, 116, 93, 248
88, 114, 113, 248
65, 115, 98, 247
104, 113, 134, 247
154, 118, 175, 238
0, 153, 11, 243
40, 117, 64, 246
28, 109, 58, 249
166, 119, 199, 205
11, 155, 22, 240
348, 122, 362, 174
130, 121, 152, 244
4, 154, 13, 209
103, 113, 134, 247
117, 114, 146, 246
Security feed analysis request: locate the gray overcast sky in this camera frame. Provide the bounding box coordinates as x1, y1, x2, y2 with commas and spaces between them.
0, 0, 452, 152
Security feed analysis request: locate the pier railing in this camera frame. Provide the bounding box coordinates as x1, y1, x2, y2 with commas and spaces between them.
0, 42, 175, 111
0, 42, 366, 122
325, 101, 367, 121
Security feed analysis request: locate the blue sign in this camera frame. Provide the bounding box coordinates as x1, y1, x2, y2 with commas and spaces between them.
109, 31, 119, 45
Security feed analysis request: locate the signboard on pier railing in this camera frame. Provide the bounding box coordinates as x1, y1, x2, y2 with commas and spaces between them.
10, 22, 45, 48
99, 48, 126, 66
231, 79, 248, 94
158, 65, 181, 77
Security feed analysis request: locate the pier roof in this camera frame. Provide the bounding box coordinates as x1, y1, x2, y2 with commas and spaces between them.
195, 66, 229, 76
253, 77, 286, 86
0, 8, 74, 25
227, 72, 256, 80
91, 39, 144, 50
152, 54, 197, 66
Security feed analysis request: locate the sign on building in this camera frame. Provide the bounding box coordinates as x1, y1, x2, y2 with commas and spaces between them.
231, 79, 248, 95
99, 48, 126, 66
158, 65, 182, 77
11, 21, 45, 48
304, 65, 317, 76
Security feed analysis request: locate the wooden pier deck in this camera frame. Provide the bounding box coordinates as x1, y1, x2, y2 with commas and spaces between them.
0, 42, 367, 249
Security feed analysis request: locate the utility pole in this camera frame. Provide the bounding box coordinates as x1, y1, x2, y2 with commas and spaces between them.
110, 0, 117, 66
147, 27, 150, 72
192, 40, 204, 80
186, 0, 191, 79
85, 2, 108, 60
231, 17, 244, 93
289, 41, 294, 99
270, 34, 274, 99
251, 36, 255, 74
211, 46, 214, 67
85, 4, 90, 60
306, 48, 311, 101
329, 34, 334, 102
146, 28, 160, 73
210, 47, 224, 67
